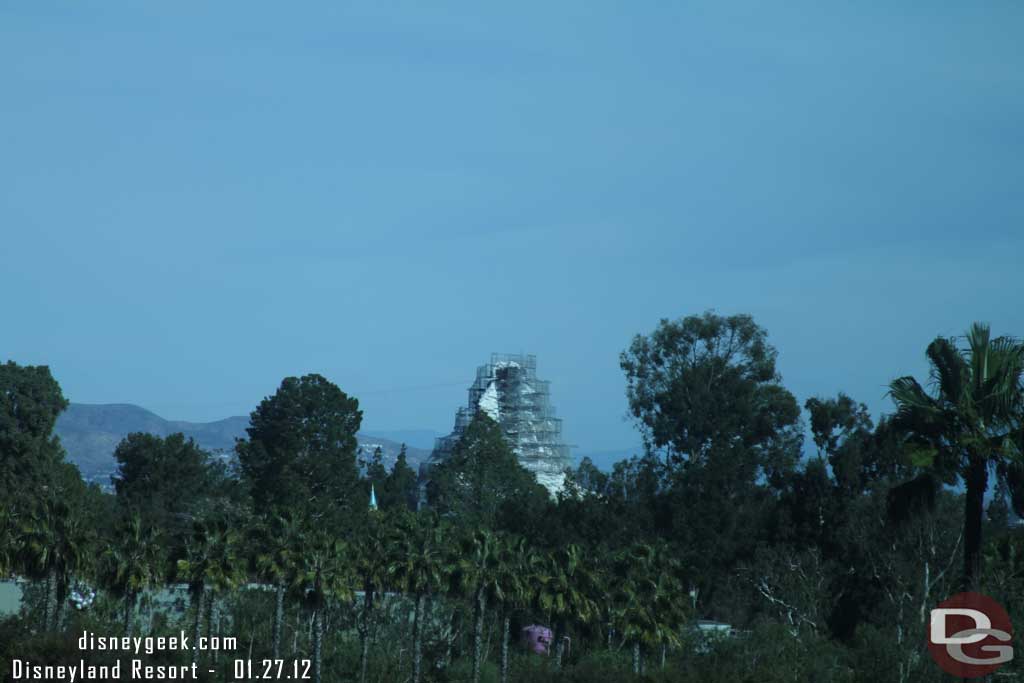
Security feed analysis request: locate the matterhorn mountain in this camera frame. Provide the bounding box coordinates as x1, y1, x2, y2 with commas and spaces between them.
425, 353, 573, 495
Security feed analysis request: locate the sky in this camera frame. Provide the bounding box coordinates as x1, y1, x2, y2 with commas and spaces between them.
2, 1, 1022, 458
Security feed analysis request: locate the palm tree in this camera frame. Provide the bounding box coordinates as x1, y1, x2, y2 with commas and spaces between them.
18, 496, 92, 631
451, 529, 501, 683
0, 506, 15, 578
354, 512, 393, 683
176, 518, 247, 666
99, 514, 165, 638
889, 323, 1024, 589
611, 544, 687, 674
387, 512, 448, 683
536, 544, 600, 670
491, 536, 535, 683
254, 511, 305, 659
292, 531, 354, 683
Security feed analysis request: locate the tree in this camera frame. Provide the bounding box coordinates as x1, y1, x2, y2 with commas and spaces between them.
18, 496, 93, 632
611, 544, 686, 674
620, 311, 801, 481
0, 361, 69, 510
620, 313, 802, 613
176, 518, 247, 666
253, 511, 305, 659
451, 529, 501, 683
360, 445, 388, 490
113, 433, 227, 544
805, 394, 908, 495
98, 513, 165, 638
292, 532, 354, 683
536, 544, 600, 670
387, 512, 448, 683
382, 445, 419, 511
491, 535, 534, 683
889, 323, 1024, 589
353, 511, 393, 683
237, 374, 362, 526
427, 413, 547, 528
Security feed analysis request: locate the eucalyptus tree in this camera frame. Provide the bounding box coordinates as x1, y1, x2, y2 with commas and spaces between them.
176, 518, 247, 666
889, 323, 1024, 589
253, 510, 305, 659
99, 513, 165, 638
387, 512, 448, 683
292, 532, 354, 683
536, 544, 601, 670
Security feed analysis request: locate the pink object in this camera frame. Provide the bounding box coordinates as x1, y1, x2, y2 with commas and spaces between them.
521, 625, 553, 655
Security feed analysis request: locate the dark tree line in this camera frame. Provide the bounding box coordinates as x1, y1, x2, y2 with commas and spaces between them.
1, 314, 1023, 682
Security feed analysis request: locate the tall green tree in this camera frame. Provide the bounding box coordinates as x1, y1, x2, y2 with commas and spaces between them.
237, 374, 362, 526
388, 512, 448, 683
382, 445, 419, 511
427, 413, 547, 528
98, 514, 165, 638
113, 433, 227, 544
491, 535, 534, 683
620, 312, 802, 611
536, 544, 601, 670
620, 311, 801, 480
176, 518, 247, 666
0, 361, 69, 505
253, 511, 305, 659
18, 496, 93, 632
889, 322, 1024, 589
354, 511, 393, 683
293, 532, 354, 683
451, 529, 501, 683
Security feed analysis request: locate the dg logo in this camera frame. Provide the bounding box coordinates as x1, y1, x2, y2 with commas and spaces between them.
928, 592, 1013, 678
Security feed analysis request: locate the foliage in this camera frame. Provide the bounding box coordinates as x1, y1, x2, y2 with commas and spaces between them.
427, 413, 547, 529
237, 373, 363, 525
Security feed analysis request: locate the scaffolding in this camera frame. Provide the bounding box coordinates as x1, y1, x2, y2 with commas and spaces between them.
424, 353, 572, 495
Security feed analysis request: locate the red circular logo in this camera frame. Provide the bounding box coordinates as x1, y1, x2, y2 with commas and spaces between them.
927, 592, 1013, 678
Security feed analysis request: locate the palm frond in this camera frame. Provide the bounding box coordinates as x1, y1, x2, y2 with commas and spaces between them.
925, 337, 968, 406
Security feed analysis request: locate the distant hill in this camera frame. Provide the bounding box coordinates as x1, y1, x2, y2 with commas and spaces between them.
55, 403, 431, 487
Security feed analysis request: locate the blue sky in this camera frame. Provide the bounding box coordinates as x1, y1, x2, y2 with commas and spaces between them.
2, 1, 1022, 457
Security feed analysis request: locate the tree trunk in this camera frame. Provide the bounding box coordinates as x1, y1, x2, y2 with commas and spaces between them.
963, 456, 989, 590
500, 614, 511, 683
272, 580, 285, 659
313, 607, 323, 683
292, 605, 300, 656
632, 641, 641, 675
359, 586, 375, 683
54, 575, 68, 631
553, 619, 568, 670
40, 573, 53, 631
660, 642, 666, 669
472, 590, 487, 683
412, 593, 425, 683
191, 587, 205, 667
124, 592, 136, 638
211, 597, 221, 665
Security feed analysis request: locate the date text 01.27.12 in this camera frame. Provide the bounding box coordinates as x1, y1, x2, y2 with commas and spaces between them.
232, 660, 312, 680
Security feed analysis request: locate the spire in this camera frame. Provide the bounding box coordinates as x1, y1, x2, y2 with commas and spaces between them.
369, 483, 378, 511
